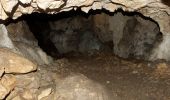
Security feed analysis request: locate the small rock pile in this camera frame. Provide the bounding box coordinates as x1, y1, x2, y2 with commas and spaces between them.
0, 48, 111, 100
0, 48, 37, 100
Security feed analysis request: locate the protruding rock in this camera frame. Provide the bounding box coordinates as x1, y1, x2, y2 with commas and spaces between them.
0, 67, 4, 78
0, 24, 15, 49
0, 4, 8, 20
6, 21, 53, 65
0, 48, 37, 74
0, 83, 7, 100
11, 96, 22, 100
38, 87, 52, 100
55, 74, 111, 100
0, 0, 18, 13
22, 90, 34, 100
19, 0, 32, 4
15, 73, 40, 89
36, 0, 64, 10
0, 74, 16, 100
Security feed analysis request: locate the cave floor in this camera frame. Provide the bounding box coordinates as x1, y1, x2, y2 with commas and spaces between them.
43, 52, 170, 100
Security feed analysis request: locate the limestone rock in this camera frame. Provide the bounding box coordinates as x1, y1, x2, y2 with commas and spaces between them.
0, 3, 8, 20
0, 0, 169, 60
0, 74, 16, 100
150, 35, 170, 60
15, 73, 40, 89
93, 13, 114, 42
0, 0, 169, 40
15, 42, 52, 65
6, 88, 38, 100
1, 74, 16, 92
0, 83, 8, 100
78, 31, 103, 54
36, 0, 64, 10
49, 30, 104, 54
38, 87, 52, 100
0, 0, 169, 44
0, 67, 4, 78
114, 16, 160, 59
55, 74, 111, 100
19, 0, 32, 4
0, 48, 37, 74
22, 89, 34, 100
6, 21, 38, 46
0, 24, 15, 49
11, 96, 22, 100
0, 0, 18, 13
6, 21, 53, 65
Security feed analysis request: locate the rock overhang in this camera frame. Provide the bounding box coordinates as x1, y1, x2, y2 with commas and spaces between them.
0, 0, 170, 35
0, 0, 170, 61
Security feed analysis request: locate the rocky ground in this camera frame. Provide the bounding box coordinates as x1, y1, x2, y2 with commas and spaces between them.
1, 12, 170, 100
49, 52, 170, 100
1, 49, 170, 100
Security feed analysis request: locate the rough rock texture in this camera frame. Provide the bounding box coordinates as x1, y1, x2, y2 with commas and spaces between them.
0, 48, 37, 74
26, 12, 162, 60
0, 1, 170, 99
0, 24, 15, 49
6, 21, 53, 65
50, 30, 103, 54
0, 0, 169, 36
6, 21, 37, 46
0, 74, 16, 100
26, 15, 106, 56
0, 0, 169, 60
0, 47, 38, 99
113, 14, 161, 59
0, 48, 111, 100
5, 67, 111, 100
54, 74, 111, 100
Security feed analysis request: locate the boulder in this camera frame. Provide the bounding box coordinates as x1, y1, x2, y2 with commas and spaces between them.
0, 74, 16, 100
0, 48, 37, 74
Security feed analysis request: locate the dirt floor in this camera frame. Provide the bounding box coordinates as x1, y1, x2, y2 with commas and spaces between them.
46, 52, 170, 100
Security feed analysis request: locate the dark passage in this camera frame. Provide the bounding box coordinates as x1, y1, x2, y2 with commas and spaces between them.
22, 9, 162, 61
5, 9, 170, 100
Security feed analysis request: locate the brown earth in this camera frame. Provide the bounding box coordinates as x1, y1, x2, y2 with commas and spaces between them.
45, 52, 170, 100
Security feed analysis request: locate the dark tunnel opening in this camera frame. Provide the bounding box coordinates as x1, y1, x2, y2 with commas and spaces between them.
3, 8, 170, 100
24, 9, 115, 58
6, 9, 163, 60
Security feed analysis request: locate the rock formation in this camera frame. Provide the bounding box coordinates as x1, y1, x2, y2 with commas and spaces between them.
0, 0, 169, 60
0, 48, 37, 99
0, 0, 170, 99
0, 0, 169, 36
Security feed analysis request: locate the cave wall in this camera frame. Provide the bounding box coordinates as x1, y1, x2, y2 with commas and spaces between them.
0, 0, 170, 60
3, 21, 53, 65
0, 0, 170, 36
25, 13, 107, 56
19, 11, 160, 60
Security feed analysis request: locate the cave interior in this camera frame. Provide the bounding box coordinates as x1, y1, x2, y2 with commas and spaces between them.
2, 8, 170, 100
